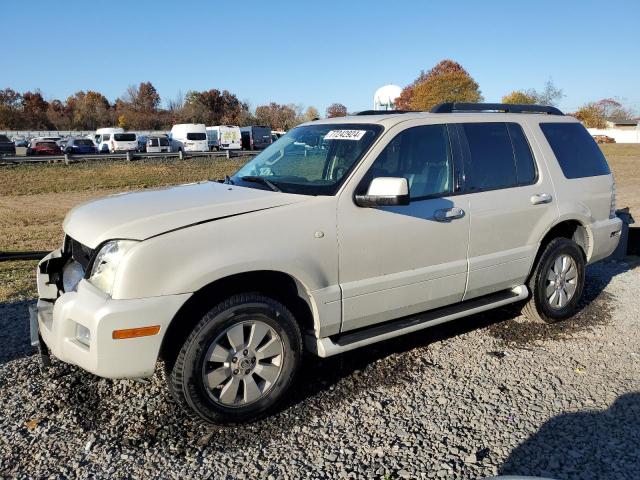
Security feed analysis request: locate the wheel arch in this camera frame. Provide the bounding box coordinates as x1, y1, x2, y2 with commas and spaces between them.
529, 218, 590, 280
159, 270, 316, 367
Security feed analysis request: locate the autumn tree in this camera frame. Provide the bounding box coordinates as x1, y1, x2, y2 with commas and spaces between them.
326, 103, 347, 118
301, 106, 319, 122
47, 99, 72, 130
255, 103, 300, 130
65, 91, 111, 130
410, 70, 482, 111
596, 98, 633, 122
395, 60, 478, 110
501, 91, 537, 104
21, 91, 51, 129
0, 88, 23, 128
573, 102, 607, 128
181, 89, 247, 126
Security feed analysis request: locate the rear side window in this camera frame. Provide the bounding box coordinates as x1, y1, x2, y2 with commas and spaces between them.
540, 123, 610, 179
187, 132, 206, 141
462, 122, 538, 191
114, 133, 136, 141
507, 123, 537, 185
159, 137, 169, 146
102, 134, 110, 141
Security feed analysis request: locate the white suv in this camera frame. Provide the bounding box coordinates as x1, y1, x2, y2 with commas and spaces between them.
31, 103, 622, 424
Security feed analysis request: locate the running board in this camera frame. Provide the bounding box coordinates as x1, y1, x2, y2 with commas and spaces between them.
306, 285, 528, 357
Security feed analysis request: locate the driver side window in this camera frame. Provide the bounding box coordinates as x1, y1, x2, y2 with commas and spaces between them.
362, 124, 453, 199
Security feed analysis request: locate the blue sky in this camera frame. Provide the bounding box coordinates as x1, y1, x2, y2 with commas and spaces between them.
2, 0, 638, 114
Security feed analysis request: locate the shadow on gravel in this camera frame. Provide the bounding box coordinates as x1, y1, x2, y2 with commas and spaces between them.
0, 299, 33, 364
486, 259, 636, 346
500, 392, 640, 479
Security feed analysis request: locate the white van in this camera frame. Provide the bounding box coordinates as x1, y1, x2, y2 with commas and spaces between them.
170, 124, 208, 152
94, 128, 137, 153
206, 126, 242, 151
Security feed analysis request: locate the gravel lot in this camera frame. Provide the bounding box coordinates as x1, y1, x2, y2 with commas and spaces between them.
0, 259, 638, 479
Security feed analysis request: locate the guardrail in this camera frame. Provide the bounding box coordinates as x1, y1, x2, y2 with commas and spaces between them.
0, 149, 257, 166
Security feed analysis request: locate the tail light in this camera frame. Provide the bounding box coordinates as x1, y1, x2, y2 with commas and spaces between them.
610, 178, 617, 219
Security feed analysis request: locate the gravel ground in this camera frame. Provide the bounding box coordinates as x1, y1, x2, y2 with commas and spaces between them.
0, 259, 638, 479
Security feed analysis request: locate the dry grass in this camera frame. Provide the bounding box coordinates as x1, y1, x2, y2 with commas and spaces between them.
600, 144, 640, 218
0, 260, 37, 302
1, 158, 246, 252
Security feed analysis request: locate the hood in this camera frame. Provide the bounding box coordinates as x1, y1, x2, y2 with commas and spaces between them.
63, 181, 309, 249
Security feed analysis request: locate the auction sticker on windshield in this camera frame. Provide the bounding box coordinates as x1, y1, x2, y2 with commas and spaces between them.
324, 130, 367, 141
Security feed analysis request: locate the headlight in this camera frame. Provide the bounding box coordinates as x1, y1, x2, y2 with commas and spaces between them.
89, 240, 138, 295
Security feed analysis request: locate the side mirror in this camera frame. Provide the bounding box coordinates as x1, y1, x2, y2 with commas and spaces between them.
355, 177, 410, 207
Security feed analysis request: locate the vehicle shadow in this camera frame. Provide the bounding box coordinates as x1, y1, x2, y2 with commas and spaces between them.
499, 392, 640, 479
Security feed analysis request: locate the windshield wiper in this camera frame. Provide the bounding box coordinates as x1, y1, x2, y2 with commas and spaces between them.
240, 175, 281, 192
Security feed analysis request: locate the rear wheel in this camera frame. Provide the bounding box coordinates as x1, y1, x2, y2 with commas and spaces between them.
168, 293, 302, 424
523, 238, 585, 323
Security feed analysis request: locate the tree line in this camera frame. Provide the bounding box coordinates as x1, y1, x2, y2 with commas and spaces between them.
1, 61, 636, 131
0, 83, 338, 132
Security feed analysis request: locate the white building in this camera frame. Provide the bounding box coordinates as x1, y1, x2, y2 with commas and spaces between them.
373, 84, 402, 111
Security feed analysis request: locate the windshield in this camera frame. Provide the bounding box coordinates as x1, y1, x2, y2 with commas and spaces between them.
187, 132, 206, 141
114, 133, 136, 141
231, 123, 383, 195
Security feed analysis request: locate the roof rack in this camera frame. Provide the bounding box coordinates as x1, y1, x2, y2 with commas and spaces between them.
355, 110, 415, 115
430, 103, 564, 116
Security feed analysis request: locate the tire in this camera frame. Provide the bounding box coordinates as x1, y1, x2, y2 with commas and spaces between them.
168, 293, 302, 424
523, 237, 585, 323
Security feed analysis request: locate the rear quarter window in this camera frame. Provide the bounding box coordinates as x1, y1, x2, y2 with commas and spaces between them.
540, 123, 610, 179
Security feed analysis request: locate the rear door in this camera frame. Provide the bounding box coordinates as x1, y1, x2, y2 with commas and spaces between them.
457, 121, 558, 300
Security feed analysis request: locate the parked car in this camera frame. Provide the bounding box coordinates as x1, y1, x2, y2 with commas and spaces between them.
64, 138, 98, 155
26, 139, 62, 156
271, 130, 286, 143
12, 136, 28, 148
240, 125, 272, 150
206, 126, 242, 151
0, 134, 16, 156
94, 128, 137, 153
146, 136, 171, 153
137, 135, 149, 153
31, 103, 622, 425
170, 124, 208, 152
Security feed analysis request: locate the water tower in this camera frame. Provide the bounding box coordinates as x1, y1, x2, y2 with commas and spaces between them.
373, 84, 402, 111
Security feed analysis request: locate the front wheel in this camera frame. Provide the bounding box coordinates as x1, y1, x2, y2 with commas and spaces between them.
168, 293, 302, 424
523, 238, 586, 323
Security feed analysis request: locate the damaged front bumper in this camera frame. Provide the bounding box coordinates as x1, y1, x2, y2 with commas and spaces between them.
30, 248, 191, 379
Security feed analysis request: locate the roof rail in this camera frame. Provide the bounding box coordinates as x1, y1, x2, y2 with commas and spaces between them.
430, 103, 564, 116
355, 110, 415, 116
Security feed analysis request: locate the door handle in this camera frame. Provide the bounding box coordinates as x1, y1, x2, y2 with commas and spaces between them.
530, 193, 553, 205
435, 207, 465, 222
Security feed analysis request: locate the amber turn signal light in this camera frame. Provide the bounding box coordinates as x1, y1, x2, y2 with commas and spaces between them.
112, 325, 160, 340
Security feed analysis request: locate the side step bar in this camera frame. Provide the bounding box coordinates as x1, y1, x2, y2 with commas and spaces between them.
306, 285, 528, 357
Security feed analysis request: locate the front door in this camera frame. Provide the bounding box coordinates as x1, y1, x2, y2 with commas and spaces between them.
337, 123, 471, 332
